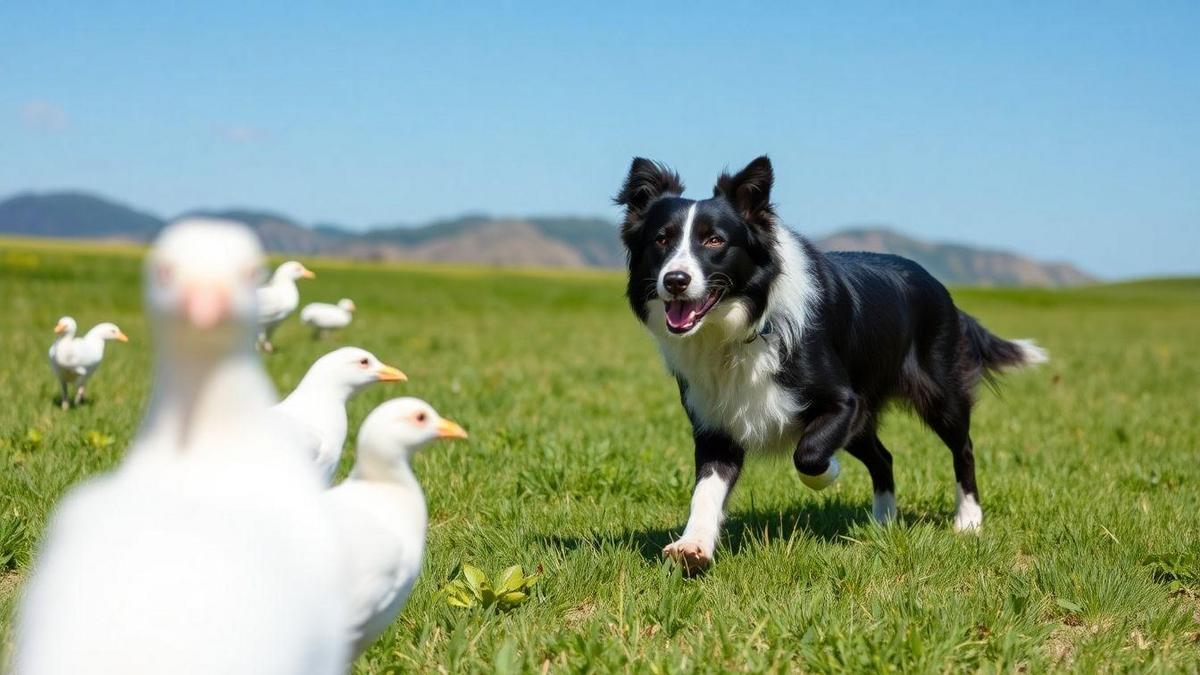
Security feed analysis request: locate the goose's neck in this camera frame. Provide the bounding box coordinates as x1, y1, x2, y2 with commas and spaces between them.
290, 371, 357, 404
82, 328, 108, 351
133, 343, 276, 456
270, 270, 297, 287
351, 450, 423, 493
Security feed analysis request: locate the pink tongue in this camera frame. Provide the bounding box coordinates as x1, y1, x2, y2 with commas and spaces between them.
666, 300, 700, 328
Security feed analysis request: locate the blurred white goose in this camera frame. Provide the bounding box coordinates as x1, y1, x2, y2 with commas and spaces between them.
256, 260, 315, 352
301, 298, 357, 339
273, 347, 407, 483
323, 397, 467, 657
14, 218, 349, 675
48, 316, 128, 410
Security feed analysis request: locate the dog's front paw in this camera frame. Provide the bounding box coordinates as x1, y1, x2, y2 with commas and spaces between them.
662, 539, 712, 574
953, 508, 983, 532
953, 487, 983, 532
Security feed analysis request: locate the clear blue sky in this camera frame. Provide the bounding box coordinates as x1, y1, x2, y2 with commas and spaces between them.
3, 2, 1197, 278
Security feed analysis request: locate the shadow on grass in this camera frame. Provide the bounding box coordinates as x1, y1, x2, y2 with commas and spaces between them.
536, 495, 940, 566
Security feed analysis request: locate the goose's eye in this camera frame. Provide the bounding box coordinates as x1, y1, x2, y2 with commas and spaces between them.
358, 358, 370, 367
416, 412, 428, 423
704, 235, 725, 249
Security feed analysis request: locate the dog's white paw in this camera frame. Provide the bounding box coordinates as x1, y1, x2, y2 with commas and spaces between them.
872, 491, 897, 525
953, 510, 983, 532
799, 457, 841, 491
662, 539, 712, 574
953, 486, 983, 532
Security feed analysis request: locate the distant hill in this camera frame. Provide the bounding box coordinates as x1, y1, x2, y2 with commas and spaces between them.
182, 208, 345, 255
0, 190, 1094, 286
815, 227, 1094, 287
358, 215, 624, 267
0, 192, 163, 240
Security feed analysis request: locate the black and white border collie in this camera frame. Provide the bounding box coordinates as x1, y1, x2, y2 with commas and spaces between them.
615, 156, 1047, 572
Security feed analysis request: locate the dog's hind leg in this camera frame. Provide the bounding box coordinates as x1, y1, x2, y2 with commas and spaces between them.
845, 430, 897, 524
663, 429, 744, 574
922, 394, 981, 531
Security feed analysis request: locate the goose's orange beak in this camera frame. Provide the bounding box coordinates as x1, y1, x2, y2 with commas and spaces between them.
114, 330, 129, 343
300, 267, 316, 279
376, 364, 407, 382
53, 321, 69, 335
436, 418, 468, 440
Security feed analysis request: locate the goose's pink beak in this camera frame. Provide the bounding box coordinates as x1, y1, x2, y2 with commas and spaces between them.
182, 285, 230, 328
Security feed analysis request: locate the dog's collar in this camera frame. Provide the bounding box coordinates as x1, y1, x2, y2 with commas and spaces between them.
744, 319, 774, 344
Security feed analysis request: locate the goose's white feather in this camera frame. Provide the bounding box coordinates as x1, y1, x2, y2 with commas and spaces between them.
256, 260, 313, 350
48, 318, 127, 408
273, 347, 404, 484
301, 299, 355, 331
15, 218, 348, 675
323, 397, 464, 656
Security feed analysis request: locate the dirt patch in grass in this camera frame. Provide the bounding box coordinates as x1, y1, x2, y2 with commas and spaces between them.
1047, 625, 1086, 664
0, 571, 21, 598
564, 601, 597, 628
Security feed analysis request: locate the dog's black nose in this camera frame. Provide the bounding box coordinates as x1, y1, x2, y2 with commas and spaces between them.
663, 271, 691, 295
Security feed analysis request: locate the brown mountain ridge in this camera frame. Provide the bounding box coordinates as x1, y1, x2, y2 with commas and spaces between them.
0, 191, 1094, 287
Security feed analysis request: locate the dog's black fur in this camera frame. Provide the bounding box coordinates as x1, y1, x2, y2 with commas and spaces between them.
615, 156, 1044, 553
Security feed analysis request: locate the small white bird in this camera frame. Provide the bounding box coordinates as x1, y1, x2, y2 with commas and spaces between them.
15, 218, 349, 675
323, 397, 467, 657
47, 316, 129, 410
301, 298, 357, 339
256, 260, 315, 352
273, 347, 407, 483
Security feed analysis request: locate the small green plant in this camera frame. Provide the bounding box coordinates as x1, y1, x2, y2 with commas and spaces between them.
1142, 552, 1200, 593
24, 428, 43, 448
85, 430, 116, 449
0, 507, 29, 571
443, 563, 540, 612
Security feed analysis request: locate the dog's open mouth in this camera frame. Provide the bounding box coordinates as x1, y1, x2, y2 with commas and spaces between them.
664, 290, 722, 334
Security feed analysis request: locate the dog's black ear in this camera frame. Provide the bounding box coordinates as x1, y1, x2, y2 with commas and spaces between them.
614, 157, 685, 237
714, 155, 776, 229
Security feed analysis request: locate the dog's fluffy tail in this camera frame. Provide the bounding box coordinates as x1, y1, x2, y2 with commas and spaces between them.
958, 310, 1048, 388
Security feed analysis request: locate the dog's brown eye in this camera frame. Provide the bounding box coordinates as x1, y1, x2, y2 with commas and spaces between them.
655, 234, 669, 247
705, 235, 726, 248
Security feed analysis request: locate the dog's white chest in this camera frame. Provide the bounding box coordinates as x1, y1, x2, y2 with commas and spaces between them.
661, 336, 803, 454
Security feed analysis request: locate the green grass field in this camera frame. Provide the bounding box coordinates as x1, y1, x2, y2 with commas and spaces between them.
2, 237, 1199, 673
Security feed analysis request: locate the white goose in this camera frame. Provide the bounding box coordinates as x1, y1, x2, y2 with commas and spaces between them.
14, 218, 349, 675
301, 298, 357, 339
273, 347, 407, 484
256, 260, 315, 352
323, 397, 467, 657
47, 316, 128, 409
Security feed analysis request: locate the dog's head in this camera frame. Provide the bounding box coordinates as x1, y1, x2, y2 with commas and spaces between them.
615, 156, 781, 339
